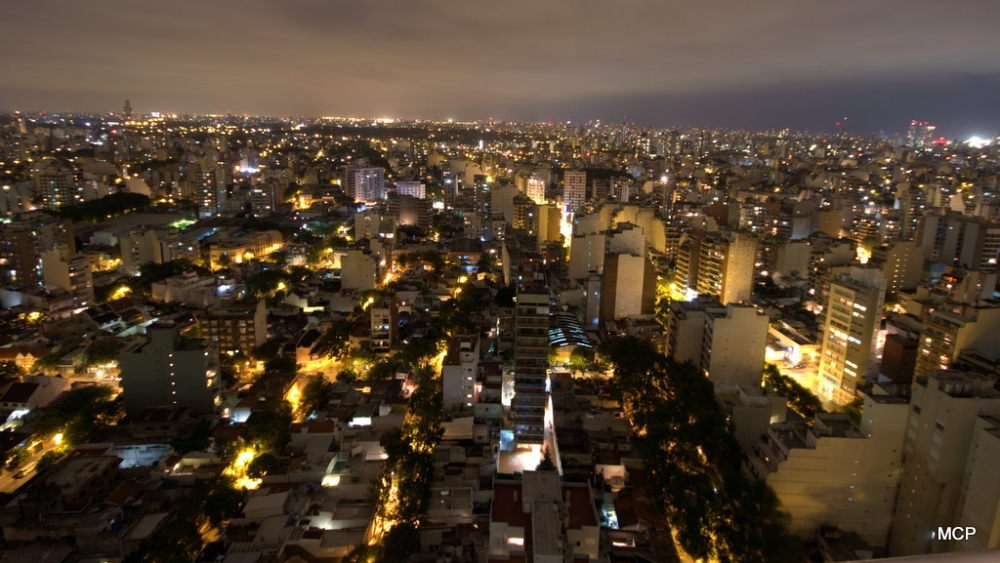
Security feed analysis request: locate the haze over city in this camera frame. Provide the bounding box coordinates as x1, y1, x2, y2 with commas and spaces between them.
3, 0, 1000, 135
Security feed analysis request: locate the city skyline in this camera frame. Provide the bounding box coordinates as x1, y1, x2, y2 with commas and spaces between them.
3, 0, 1000, 137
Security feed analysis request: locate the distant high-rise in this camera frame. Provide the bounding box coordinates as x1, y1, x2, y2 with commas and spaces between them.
526, 174, 546, 204
395, 181, 425, 199
906, 120, 936, 149
250, 180, 285, 217
563, 170, 586, 214
40, 244, 93, 306
193, 163, 227, 218
36, 171, 78, 209
344, 165, 385, 203
120, 228, 163, 277
916, 211, 1000, 271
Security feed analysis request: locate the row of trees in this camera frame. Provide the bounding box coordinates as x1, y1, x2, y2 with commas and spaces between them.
50, 192, 152, 222
353, 364, 444, 563
600, 337, 804, 563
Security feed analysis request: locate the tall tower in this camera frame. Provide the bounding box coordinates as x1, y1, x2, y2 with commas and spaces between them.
122, 99, 133, 169
511, 290, 550, 447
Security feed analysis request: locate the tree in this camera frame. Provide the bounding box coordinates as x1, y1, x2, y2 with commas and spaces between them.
536, 448, 557, 472
381, 523, 420, 563
35, 450, 65, 473
31, 347, 63, 374
762, 363, 824, 420
567, 347, 593, 376
74, 339, 123, 369
495, 284, 516, 308
298, 374, 331, 417
172, 420, 213, 455
601, 337, 804, 563
313, 318, 353, 359
264, 356, 297, 375
0, 360, 24, 378
246, 452, 278, 479
839, 397, 864, 425
246, 402, 293, 455
252, 341, 282, 362
245, 269, 286, 297
336, 368, 358, 383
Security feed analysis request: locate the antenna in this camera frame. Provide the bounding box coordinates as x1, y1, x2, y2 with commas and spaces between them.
122, 99, 133, 170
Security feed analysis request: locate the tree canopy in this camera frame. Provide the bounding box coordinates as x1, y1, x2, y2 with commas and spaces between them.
600, 336, 803, 563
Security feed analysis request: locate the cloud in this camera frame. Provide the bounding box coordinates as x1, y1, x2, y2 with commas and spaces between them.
1, 0, 999, 134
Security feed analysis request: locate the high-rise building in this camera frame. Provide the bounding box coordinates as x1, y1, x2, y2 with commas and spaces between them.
192, 163, 227, 218
526, 174, 546, 204
36, 171, 78, 209
872, 240, 923, 296
388, 194, 431, 227
250, 180, 284, 217
599, 253, 656, 322
889, 371, 1000, 556
666, 300, 769, 387
913, 305, 1000, 379
563, 170, 586, 215
511, 290, 550, 447
0, 229, 41, 285
203, 299, 268, 356
915, 211, 1000, 271
395, 181, 425, 199
0, 214, 74, 286
745, 394, 908, 549
40, 244, 93, 306
568, 233, 605, 280
344, 165, 385, 203
119, 324, 220, 417
120, 227, 163, 277
701, 304, 769, 387
340, 249, 377, 291
675, 231, 757, 305
818, 267, 885, 405
896, 182, 941, 240
906, 120, 936, 149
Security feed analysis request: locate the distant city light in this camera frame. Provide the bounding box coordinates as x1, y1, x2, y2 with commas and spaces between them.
967, 136, 992, 149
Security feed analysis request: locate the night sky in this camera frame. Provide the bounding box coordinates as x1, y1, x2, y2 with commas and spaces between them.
3, 0, 999, 137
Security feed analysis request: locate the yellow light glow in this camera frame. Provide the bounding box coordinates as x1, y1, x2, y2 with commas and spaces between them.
560, 211, 573, 248
53, 433, 63, 445
458, 276, 468, 284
